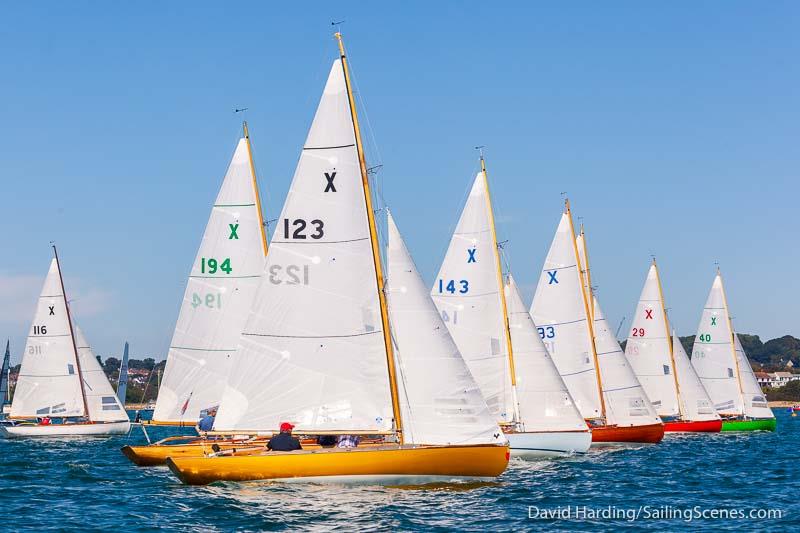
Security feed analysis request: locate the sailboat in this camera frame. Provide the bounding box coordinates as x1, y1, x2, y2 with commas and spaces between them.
1, 341, 10, 416
431, 160, 590, 458
624, 262, 722, 432
122, 121, 270, 465
530, 203, 664, 444
165, 34, 508, 485
0, 249, 130, 438
691, 272, 776, 432
116, 341, 129, 405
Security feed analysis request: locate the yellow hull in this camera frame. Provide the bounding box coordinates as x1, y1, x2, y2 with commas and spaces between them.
167, 444, 510, 485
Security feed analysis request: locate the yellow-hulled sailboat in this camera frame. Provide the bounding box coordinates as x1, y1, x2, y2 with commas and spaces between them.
121, 120, 270, 464
166, 33, 509, 485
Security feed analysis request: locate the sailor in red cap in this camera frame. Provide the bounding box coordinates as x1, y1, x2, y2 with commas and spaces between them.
267, 421, 302, 452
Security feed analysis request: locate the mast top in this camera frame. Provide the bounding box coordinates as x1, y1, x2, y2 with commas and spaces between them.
243, 120, 250, 139
334, 31, 346, 57
563, 196, 571, 214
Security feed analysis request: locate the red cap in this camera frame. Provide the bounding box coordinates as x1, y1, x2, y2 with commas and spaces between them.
279, 422, 295, 432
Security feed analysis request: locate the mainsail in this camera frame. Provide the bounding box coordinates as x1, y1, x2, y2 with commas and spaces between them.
431, 170, 515, 422
153, 127, 268, 423
671, 332, 720, 422
214, 59, 395, 433
530, 209, 603, 419
74, 326, 129, 422
1, 341, 10, 408
116, 341, 129, 405
691, 273, 745, 416
11, 257, 86, 419
624, 263, 681, 418
386, 212, 503, 445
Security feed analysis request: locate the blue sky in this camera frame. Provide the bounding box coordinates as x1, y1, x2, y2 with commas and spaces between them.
1, 2, 797, 363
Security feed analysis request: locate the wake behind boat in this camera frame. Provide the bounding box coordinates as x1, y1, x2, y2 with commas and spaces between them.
1, 247, 130, 438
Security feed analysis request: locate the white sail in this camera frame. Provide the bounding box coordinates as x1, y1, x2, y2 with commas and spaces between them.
431, 172, 514, 422
74, 326, 128, 422
11, 259, 85, 419
505, 275, 587, 432
733, 334, 774, 419
386, 213, 503, 445
624, 264, 680, 418
671, 332, 720, 422
691, 274, 744, 416
154, 135, 267, 423
214, 60, 394, 433
591, 296, 661, 426
530, 212, 602, 419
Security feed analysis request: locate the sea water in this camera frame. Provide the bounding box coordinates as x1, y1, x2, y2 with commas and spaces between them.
0, 409, 796, 531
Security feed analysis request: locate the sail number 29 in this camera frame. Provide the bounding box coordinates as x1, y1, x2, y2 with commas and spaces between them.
200, 258, 232, 274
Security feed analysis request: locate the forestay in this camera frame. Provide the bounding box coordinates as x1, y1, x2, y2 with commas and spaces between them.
691, 274, 744, 416
431, 172, 513, 422
11, 259, 85, 419
154, 135, 267, 423
74, 326, 128, 422
624, 264, 680, 418
505, 275, 587, 432
530, 212, 602, 419
214, 60, 394, 433
591, 296, 661, 427
733, 334, 774, 420
671, 333, 719, 422
386, 213, 503, 445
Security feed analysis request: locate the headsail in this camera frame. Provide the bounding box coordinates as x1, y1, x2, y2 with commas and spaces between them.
0, 341, 10, 407
74, 326, 128, 422
431, 171, 514, 423
733, 334, 774, 419
214, 59, 394, 433
387, 212, 503, 445
11, 258, 85, 419
530, 210, 603, 419
116, 342, 129, 405
153, 128, 268, 423
671, 332, 720, 422
691, 273, 744, 416
505, 275, 587, 432
624, 263, 681, 418
591, 295, 661, 427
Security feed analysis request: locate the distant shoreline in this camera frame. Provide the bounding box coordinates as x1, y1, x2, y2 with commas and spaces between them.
769, 401, 798, 407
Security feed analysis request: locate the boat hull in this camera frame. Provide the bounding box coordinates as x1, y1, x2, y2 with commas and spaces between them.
0, 421, 130, 438
166, 444, 510, 485
506, 431, 591, 458
720, 418, 776, 432
590, 423, 664, 445
663, 419, 722, 433
122, 437, 268, 467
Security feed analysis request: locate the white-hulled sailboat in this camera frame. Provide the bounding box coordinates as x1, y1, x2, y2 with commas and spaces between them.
165, 34, 508, 485
530, 204, 663, 445
431, 161, 590, 458
0, 249, 130, 438
624, 261, 721, 432
690, 271, 775, 432
121, 122, 270, 465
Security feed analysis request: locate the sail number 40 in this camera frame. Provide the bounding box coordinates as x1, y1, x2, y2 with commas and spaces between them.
192, 293, 221, 309
698, 334, 712, 342
200, 258, 232, 274
437, 279, 469, 294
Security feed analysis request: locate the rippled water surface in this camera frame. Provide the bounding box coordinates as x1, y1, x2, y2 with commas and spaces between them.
1, 409, 797, 531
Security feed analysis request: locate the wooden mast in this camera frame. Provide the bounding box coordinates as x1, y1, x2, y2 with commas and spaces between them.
578, 224, 593, 321
718, 269, 747, 417
566, 203, 607, 420
52, 245, 91, 420
478, 153, 521, 424
242, 121, 269, 257
335, 32, 403, 442
653, 259, 684, 419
